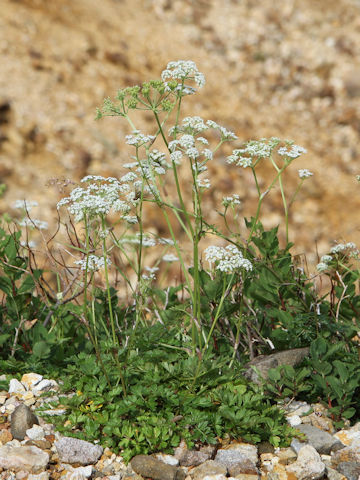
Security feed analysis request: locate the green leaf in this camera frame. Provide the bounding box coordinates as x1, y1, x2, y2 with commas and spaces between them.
32, 341, 51, 359
18, 275, 35, 295
0, 276, 12, 296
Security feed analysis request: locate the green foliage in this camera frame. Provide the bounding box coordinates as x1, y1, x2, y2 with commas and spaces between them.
42, 331, 296, 462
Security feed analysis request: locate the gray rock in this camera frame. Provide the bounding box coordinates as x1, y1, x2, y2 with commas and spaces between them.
291, 438, 307, 454
337, 461, 360, 480
54, 436, 103, 465
244, 347, 310, 383
332, 441, 360, 466
191, 460, 227, 480
0, 445, 49, 473
228, 458, 258, 476
286, 445, 325, 480
177, 450, 210, 467
10, 403, 39, 440
326, 467, 347, 480
214, 443, 258, 468
296, 424, 338, 454
130, 455, 186, 480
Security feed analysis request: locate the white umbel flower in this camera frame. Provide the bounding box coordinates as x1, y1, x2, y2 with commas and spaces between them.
204, 244, 252, 273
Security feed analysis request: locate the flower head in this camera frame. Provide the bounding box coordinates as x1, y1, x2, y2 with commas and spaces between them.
13, 200, 38, 212
298, 169, 313, 179
204, 244, 252, 273
162, 254, 179, 262
206, 120, 237, 141
75, 255, 110, 272
161, 60, 205, 92
18, 218, 48, 230
222, 194, 241, 207
125, 130, 155, 147
278, 144, 307, 159
57, 176, 131, 223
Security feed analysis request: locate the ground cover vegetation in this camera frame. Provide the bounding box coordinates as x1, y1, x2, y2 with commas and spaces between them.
0, 61, 360, 462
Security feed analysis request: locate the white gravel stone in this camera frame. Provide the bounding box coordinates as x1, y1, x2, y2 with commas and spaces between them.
9, 379, 26, 394
26, 425, 45, 441
21, 373, 43, 390
287, 414, 302, 426
41, 408, 67, 416
32, 379, 58, 395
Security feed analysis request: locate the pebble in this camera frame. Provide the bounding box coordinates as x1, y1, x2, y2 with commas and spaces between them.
0, 372, 359, 480
54, 436, 103, 465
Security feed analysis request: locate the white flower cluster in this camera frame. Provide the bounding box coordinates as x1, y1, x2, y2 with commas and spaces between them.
330, 242, 358, 255
206, 120, 237, 141
227, 139, 276, 168
316, 243, 359, 272
18, 218, 49, 230
142, 266, 159, 281
298, 169, 313, 179
204, 244, 253, 273
196, 178, 211, 189
158, 237, 175, 246
57, 176, 131, 222
278, 144, 307, 158
181, 116, 208, 134
75, 255, 110, 272
125, 130, 156, 147
13, 200, 38, 212
161, 60, 205, 90
162, 253, 178, 262
168, 133, 213, 189
119, 233, 157, 247
222, 195, 241, 207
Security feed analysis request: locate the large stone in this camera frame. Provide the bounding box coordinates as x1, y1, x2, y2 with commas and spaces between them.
214, 443, 258, 468
130, 454, 186, 480
334, 423, 360, 447
10, 403, 39, 440
332, 440, 360, 466
244, 347, 310, 383
336, 461, 360, 480
54, 436, 103, 465
21, 373, 43, 390
0, 445, 49, 473
8, 379, 26, 395
286, 445, 325, 480
296, 424, 338, 454
191, 460, 227, 480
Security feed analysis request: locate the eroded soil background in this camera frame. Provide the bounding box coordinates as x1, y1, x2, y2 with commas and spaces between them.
1, 0, 360, 267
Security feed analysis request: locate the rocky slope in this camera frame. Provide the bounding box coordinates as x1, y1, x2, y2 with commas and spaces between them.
1, 0, 360, 266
